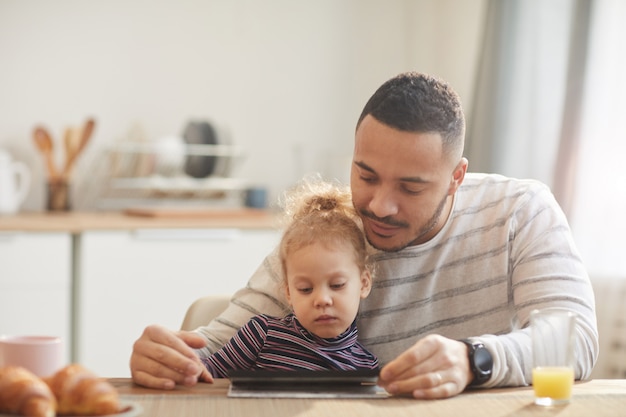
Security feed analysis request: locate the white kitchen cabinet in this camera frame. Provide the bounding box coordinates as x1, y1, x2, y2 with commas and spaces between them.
0, 232, 72, 364
76, 228, 280, 377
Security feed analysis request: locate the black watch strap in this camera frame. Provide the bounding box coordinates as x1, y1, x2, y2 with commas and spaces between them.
460, 339, 493, 386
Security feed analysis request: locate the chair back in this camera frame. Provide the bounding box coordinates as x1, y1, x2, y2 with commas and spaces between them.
181, 295, 230, 331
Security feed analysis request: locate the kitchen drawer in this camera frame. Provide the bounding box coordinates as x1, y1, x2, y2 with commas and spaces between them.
0, 232, 72, 364
76, 229, 280, 377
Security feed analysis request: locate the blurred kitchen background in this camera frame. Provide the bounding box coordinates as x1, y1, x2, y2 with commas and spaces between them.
2, 0, 626, 274
0, 0, 484, 213
2, 0, 626, 378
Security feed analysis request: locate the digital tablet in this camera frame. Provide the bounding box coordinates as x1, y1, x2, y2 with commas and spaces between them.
227, 369, 388, 399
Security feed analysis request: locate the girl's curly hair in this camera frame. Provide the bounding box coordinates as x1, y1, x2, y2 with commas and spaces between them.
278, 175, 371, 280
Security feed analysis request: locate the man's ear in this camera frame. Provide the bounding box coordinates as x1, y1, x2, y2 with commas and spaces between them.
360, 270, 372, 299
448, 157, 468, 195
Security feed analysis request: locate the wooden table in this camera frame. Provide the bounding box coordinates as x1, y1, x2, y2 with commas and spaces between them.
109, 379, 626, 417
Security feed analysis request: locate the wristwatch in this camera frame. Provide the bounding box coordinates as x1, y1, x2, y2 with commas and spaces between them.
460, 339, 493, 386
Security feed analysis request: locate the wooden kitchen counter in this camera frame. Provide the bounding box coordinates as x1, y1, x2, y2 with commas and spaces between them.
0, 209, 279, 233
1, 209, 281, 371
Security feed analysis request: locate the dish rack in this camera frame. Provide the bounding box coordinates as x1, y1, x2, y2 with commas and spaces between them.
93, 140, 250, 210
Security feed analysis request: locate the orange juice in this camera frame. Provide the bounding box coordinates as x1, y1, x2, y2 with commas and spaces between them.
532, 366, 574, 404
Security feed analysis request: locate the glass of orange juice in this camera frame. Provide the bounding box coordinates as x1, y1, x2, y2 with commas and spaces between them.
531, 308, 577, 406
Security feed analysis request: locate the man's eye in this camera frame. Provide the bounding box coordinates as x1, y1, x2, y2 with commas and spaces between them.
359, 175, 376, 183
402, 186, 422, 195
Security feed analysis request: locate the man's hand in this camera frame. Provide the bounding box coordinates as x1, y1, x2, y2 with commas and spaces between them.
130, 324, 213, 389
377, 334, 473, 399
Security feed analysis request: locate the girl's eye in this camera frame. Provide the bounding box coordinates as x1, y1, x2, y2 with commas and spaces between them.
297, 288, 312, 294
331, 283, 346, 290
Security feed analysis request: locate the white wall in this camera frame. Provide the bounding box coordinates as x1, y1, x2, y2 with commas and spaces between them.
0, 0, 486, 211
407, 0, 486, 116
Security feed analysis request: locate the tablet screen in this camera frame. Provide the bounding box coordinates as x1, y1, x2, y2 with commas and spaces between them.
228, 369, 379, 385
227, 369, 388, 398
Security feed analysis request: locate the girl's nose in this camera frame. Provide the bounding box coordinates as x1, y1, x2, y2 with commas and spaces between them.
313, 289, 332, 307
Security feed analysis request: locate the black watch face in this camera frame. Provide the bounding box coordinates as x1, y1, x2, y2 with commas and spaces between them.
474, 347, 493, 373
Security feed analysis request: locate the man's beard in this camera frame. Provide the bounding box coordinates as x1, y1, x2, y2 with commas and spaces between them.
359, 194, 449, 252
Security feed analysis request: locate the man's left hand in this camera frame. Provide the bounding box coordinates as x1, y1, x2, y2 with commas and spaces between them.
377, 334, 473, 399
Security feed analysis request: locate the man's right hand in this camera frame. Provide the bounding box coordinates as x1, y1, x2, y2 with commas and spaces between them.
130, 324, 212, 389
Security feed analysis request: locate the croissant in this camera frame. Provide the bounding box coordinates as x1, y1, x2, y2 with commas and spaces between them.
0, 366, 56, 417
45, 364, 120, 416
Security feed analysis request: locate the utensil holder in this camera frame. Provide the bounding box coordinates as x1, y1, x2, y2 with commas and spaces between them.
47, 179, 71, 211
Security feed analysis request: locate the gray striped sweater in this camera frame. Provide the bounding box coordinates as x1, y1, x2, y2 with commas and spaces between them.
196, 173, 598, 387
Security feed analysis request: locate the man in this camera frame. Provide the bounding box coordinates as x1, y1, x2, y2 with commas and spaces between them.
130, 72, 598, 399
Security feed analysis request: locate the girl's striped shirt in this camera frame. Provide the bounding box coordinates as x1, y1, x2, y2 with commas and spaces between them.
201, 313, 378, 377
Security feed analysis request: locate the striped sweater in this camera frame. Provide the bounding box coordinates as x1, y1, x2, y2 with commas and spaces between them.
195, 173, 598, 387
201, 314, 378, 377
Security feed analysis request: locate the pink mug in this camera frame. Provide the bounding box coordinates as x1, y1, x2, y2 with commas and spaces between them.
0, 335, 64, 377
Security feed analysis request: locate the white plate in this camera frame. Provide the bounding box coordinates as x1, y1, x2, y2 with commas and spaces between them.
97, 401, 143, 417
0, 401, 142, 417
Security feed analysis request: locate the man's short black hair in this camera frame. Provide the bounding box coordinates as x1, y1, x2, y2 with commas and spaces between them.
357, 72, 465, 156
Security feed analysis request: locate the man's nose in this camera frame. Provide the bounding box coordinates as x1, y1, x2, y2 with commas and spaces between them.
368, 186, 399, 218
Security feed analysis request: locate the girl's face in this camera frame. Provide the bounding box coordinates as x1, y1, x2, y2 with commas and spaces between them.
284, 241, 371, 339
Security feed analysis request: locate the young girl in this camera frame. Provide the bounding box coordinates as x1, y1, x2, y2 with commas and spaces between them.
201, 179, 378, 377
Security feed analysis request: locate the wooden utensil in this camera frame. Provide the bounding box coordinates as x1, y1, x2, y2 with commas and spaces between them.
63, 117, 95, 177
63, 126, 82, 176
33, 126, 59, 180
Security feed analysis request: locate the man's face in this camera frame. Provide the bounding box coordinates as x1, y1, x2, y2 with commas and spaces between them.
350, 115, 466, 252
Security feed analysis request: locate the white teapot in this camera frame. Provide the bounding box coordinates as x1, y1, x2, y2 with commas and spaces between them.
0, 149, 31, 214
